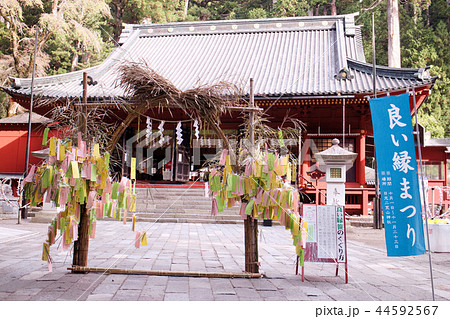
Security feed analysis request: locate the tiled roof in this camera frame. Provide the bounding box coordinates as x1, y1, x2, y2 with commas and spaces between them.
1, 14, 436, 102
0, 112, 50, 124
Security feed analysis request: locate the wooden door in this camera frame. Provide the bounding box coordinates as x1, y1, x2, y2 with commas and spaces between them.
174, 144, 190, 182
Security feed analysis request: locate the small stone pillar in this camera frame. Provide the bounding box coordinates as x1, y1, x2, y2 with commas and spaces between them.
315, 139, 357, 206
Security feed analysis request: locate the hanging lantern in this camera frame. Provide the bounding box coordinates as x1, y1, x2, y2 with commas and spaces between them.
176, 122, 183, 145
158, 121, 165, 146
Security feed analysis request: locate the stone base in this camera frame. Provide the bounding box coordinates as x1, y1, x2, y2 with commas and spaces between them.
31, 209, 58, 223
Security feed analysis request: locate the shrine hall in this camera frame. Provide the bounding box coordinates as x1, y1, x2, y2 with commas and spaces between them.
1, 13, 439, 215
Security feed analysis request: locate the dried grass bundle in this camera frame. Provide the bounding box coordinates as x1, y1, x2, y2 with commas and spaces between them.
116, 61, 180, 104
45, 104, 119, 155
112, 61, 241, 156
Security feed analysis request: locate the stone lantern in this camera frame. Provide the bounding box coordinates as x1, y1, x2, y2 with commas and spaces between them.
314, 139, 357, 206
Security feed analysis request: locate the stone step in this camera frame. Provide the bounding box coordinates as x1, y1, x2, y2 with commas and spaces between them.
136, 188, 206, 194
131, 217, 244, 224
134, 212, 242, 220
346, 216, 383, 228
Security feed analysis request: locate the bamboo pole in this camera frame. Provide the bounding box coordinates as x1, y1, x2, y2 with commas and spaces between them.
244, 78, 259, 274
68, 266, 262, 279
72, 73, 90, 272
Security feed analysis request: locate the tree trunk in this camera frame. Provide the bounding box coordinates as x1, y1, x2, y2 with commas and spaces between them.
52, 0, 58, 15
387, 0, 401, 68
330, 0, 337, 15
71, 41, 80, 72
184, 0, 189, 15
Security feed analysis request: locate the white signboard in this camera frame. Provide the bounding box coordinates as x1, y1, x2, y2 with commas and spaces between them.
317, 205, 337, 259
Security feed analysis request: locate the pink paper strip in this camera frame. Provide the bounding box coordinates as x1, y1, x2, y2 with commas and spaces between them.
135, 231, 141, 248
211, 198, 218, 216
228, 197, 236, 208
118, 177, 128, 193
204, 182, 209, 198
23, 165, 36, 182
255, 188, 263, 205
90, 221, 96, 239
86, 191, 96, 209
72, 222, 78, 241
96, 201, 103, 218
218, 149, 228, 165
239, 202, 247, 220
44, 190, 52, 203
105, 178, 113, 195
59, 187, 69, 207
48, 155, 56, 165
301, 229, 307, 248
238, 177, 244, 196
244, 163, 251, 176
123, 210, 127, 225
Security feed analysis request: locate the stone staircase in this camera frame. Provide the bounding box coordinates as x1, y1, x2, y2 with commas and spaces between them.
133, 186, 243, 224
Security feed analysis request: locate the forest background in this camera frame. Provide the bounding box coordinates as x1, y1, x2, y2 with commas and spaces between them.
0, 0, 448, 137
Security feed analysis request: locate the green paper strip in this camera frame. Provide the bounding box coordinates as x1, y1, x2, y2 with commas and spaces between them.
245, 199, 255, 216
267, 153, 275, 171
42, 128, 50, 146
216, 195, 224, 212
90, 164, 97, 182
106, 202, 112, 217
66, 162, 73, 178
115, 206, 121, 220
111, 182, 119, 200
42, 169, 50, 189
210, 174, 221, 192
278, 130, 285, 147
105, 152, 110, 169
299, 249, 305, 267
60, 217, 66, 234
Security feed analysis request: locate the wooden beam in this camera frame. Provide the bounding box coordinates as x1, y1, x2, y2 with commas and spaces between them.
68, 266, 262, 279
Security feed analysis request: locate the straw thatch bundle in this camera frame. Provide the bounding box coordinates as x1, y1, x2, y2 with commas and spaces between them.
109, 61, 240, 156
117, 61, 180, 104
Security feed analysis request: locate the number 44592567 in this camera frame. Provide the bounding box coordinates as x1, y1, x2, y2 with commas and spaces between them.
376, 306, 438, 316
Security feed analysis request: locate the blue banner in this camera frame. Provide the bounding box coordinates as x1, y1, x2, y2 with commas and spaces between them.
370, 93, 425, 257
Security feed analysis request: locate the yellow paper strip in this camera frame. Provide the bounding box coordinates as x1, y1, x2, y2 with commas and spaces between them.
93, 144, 100, 158
130, 158, 136, 180
59, 144, 65, 161
71, 161, 80, 179
49, 137, 57, 156
141, 231, 147, 246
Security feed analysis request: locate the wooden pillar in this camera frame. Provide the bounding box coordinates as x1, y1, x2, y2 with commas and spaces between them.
362, 189, 369, 216
244, 217, 259, 273
301, 137, 310, 186
357, 130, 366, 186
444, 155, 448, 214
72, 73, 90, 271
245, 78, 258, 273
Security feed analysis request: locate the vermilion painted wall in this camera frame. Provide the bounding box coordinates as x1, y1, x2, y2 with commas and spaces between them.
0, 126, 48, 173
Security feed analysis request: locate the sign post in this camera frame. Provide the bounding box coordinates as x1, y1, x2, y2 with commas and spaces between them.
297, 204, 348, 283
369, 93, 426, 257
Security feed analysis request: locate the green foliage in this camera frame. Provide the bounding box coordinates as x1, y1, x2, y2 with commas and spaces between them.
272, 0, 308, 17
247, 8, 268, 19
0, 0, 448, 137
0, 92, 8, 119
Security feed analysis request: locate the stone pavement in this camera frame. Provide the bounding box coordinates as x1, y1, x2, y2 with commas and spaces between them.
0, 218, 449, 301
